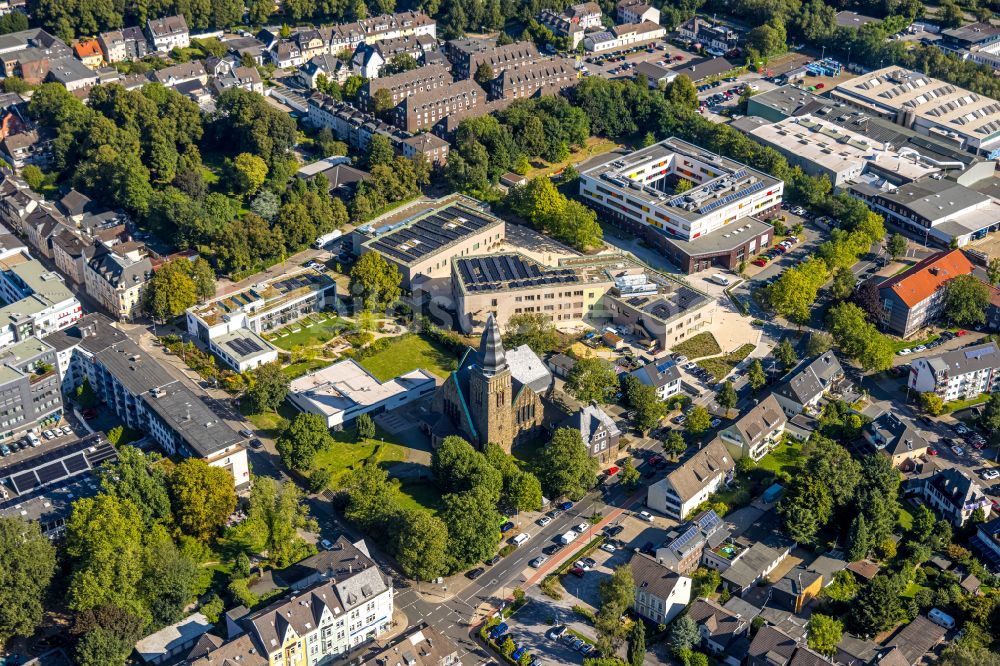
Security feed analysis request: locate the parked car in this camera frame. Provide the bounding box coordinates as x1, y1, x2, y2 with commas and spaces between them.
897, 348, 913, 356
486, 554, 502, 565
710, 418, 722, 427
601, 542, 616, 553
604, 524, 624, 537
537, 516, 552, 527
952, 445, 965, 456
638, 510, 654, 522
569, 567, 585, 577
512, 648, 526, 661
500, 521, 515, 533
559, 501, 573, 511
543, 543, 564, 556
547, 626, 566, 640
466, 567, 486, 580
529, 556, 548, 568
982, 469, 1000, 480
574, 522, 589, 533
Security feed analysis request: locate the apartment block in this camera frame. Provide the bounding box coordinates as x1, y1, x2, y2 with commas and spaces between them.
358, 62, 452, 113
84, 240, 152, 321
0, 248, 82, 349
908, 341, 1000, 401
394, 79, 483, 132
46, 314, 249, 487
583, 21, 665, 52
447, 39, 539, 80
0, 337, 62, 442
187, 537, 393, 666
647, 438, 734, 519
876, 249, 974, 337
327, 10, 436, 53
488, 57, 578, 101
146, 15, 189, 52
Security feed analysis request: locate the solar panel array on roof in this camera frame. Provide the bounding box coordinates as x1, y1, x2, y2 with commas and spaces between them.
35, 462, 66, 486
0, 438, 94, 479
695, 510, 722, 532
457, 255, 582, 292
669, 525, 700, 554
966, 347, 992, 359
369, 204, 498, 264
227, 336, 264, 357
62, 454, 88, 474
85, 442, 117, 466
12, 471, 39, 494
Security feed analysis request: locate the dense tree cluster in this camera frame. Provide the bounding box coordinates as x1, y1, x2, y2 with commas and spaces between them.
340, 435, 541, 577
446, 96, 589, 195
29, 0, 246, 41
506, 176, 603, 251
539, 427, 599, 500
826, 302, 894, 372
143, 257, 215, 321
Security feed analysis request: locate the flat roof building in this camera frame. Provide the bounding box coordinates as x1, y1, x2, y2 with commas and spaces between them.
748, 114, 939, 187
288, 358, 437, 429
356, 194, 505, 290
451, 252, 613, 333
831, 66, 1000, 159
579, 138, 782, 273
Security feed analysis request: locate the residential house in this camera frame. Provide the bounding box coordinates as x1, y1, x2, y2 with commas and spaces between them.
271, 40, 304, 68
21, 203, 67, 258
398, 132, 449, 166
73, 39, 103, 68
876, 249, 974, 337
970, 515, 1000, 570
209, 66, 264, 95
46, 57, 98, 91
747, 626, 830, 666
0, 173, 41, 231
631, 356, 682, 400
617, 0, 661, 25
224, 36, 266, 65
772, 351, 843, 416
719, 394, 786, 461
294, 28, 327, 59
907, 341, 1000, 402
907, 467, 992, 526
327, 11, 437, 54
686, 598, 750, 665
135, 613, 213, 665
152, 60, 208, 87
351, 43, 385, 78
97, 27, 148, 63
299, 53, 350, 87
146, 15, 189, 52
564, 402, 621, 463
881, 615, 948, 666
677, 17, 739, 54
51, 229, 92, 285
0, 129, 51, 172
84, 240, 153, 321
771, 566, 823, 613
863, 412, 929, 468
186, 536, 394, 666
631, 552, 692, 624
546, 352, 576, 379
655, 509, 728, 574
721, 535, 793, 594
647, 438, 734, 519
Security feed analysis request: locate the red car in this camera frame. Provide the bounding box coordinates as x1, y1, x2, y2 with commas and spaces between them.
928, 448, 938, 456
815, 83, 825, 89
957, 330, 968, 336
649, 455, 663, 465
752, 259, 767, 267
606, 466, 620, 476
569, 567, 585, 578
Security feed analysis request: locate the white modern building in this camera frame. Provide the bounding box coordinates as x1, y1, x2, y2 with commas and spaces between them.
647, 438, 734, 519
831, 66, 1000, 159
908, 341, 1000, 401
186, 266, 336, 371
146, 15, 190, 52
630, 356, 682, 400
583, 21, 665, 52
0, 248, 82, 349
288, 359, 437, 429
579, 138, 782, 273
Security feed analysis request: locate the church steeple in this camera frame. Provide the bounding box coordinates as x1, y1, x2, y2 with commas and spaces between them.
478, 313, 507, 376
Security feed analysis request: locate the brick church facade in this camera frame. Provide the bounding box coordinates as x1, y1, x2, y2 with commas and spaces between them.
430, 314, 547, 453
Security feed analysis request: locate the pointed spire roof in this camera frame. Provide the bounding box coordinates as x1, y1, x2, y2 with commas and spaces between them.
478, 313, 507, 376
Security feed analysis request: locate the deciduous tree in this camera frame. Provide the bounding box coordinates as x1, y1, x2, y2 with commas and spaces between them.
169, 459, 236, 542
276, 412, 332, 471
393, 508, 449, 580
685, 405, 711, 439
247, 362, 290, 413
943, 274, 989, 327
440, 488, 502, 572
541, 427, 599, 500
0, 517, 56, 646
349, 251, 402, 312
567, 357, 618, 403
807, 614, 843, 657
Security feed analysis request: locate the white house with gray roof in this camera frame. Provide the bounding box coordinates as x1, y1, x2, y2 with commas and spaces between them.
772, 351, 843, 416
908, 341, 1000, 401
565, 401, 621, 463
648, 438, 734, 519
631, 552, 691, 625
719, 394, 786, 461
631, 356, 682, 400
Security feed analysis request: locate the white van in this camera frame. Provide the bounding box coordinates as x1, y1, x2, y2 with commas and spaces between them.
512, 532, 530, 546
928, 608, 956, 630
558, 531, 578, 546
709, 273, 731, 286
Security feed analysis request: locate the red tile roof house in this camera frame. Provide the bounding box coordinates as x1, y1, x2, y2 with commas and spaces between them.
876, 249, 975, 338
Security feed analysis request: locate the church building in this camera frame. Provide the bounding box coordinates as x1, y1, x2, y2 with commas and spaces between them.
430, 314, 550, 452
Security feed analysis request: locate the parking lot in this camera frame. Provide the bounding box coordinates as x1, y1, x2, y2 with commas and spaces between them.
580, 39, 692, 79
0, 416, 86, 467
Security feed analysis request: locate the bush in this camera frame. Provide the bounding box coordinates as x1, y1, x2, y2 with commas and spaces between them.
200, 594, 224, 623
499, 544, 517, 557
572, 604, 596, 622
541, 575, 563, 599
227, 577, 258, 607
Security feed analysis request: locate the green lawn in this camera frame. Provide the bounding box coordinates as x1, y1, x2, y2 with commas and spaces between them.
242, 402, 298, 438
943, 393, 989, 414
314, 436, 407, 487
282, 358, 330, 379
397, 480, 443, 515
757, 439, 804, 476
697, 343, 756, 381
898, 502, 915, 531
267, 314, 350, 351
901, 582, 928, 598
358, 334, 459, 381
671, 332, 722, 360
